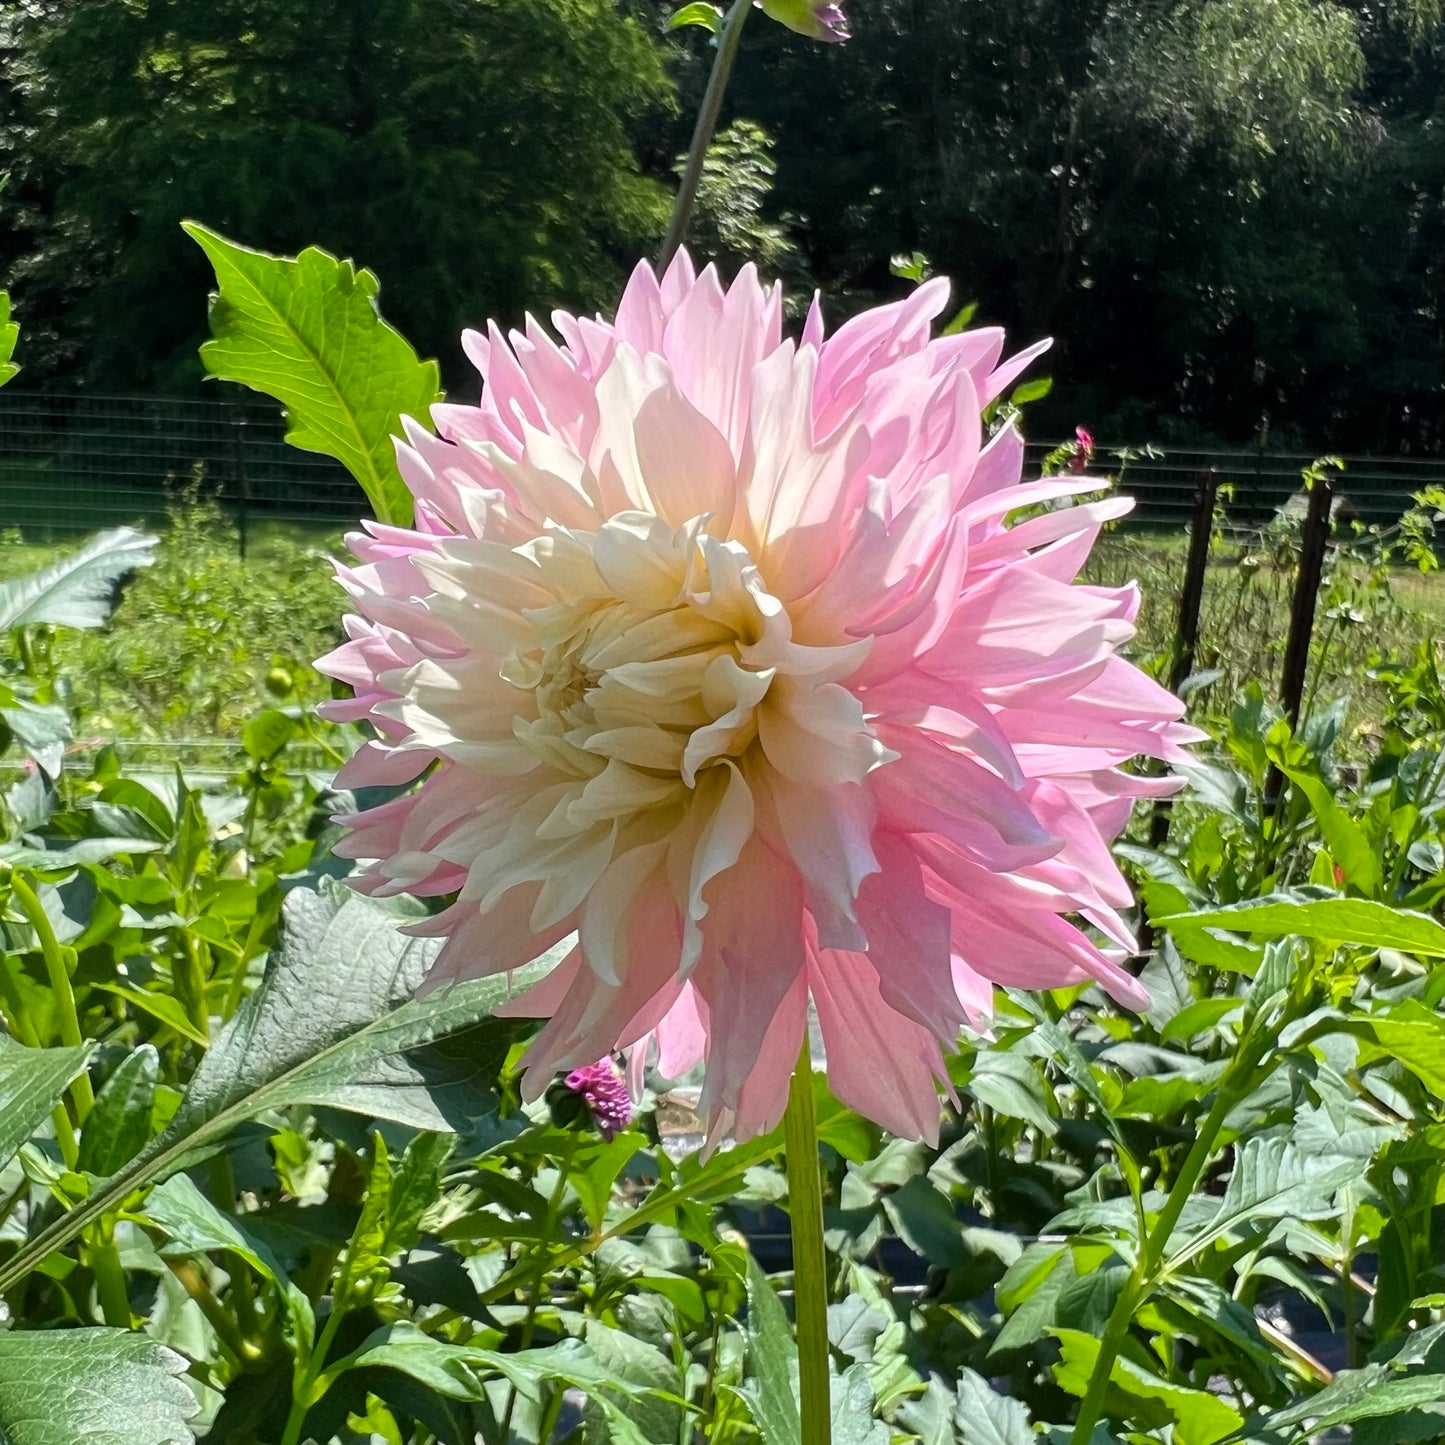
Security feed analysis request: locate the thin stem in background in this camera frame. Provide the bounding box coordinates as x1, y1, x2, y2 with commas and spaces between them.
657, 0, 752, 272
784, 1035, 831, 1445
1068, 1031, 1276, 1445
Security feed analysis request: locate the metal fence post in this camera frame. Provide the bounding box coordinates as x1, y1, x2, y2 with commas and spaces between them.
1147, 469, 1219, 851
1263, 472, 1334, 809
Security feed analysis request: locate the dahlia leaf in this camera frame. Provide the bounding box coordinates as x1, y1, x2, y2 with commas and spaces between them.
951, 1367, 1034, 1445
0, 1035, 93, 1172
0, 526, 156, 632
145, 1172, 316, 1351
1156, 895, 1445, 958
184, 221, 442, 528
738, 1252, 802, 1445
0, 883, 551, 1295
0, 1329, 198, 1445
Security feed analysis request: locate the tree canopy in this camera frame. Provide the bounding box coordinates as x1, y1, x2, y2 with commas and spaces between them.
0, 0, 1439, 453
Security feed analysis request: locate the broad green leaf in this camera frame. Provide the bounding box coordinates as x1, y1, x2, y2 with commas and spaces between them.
0, 1035, 92, 1171
146, 1172, 315, 1349
582, 1318, 685, 1443
78, 1044, 159, 1176
1166, 1137, 1361, 1268
668, 1, 724, 30
737, 1251, 801, 1445
242, 708, 299, 763
184, 221, 442, 527
1160, 997, 1242, 1043
0, 693, 70, 777
881, 1175, 967, 1267
953, 1366, 1034, 1445
1010, 376, 1053, 405
0, 528, 156, 633
336, 1323, 655, 1443
95, 984, 210, 1047
1270, 756, 1381, 894
1052, 1329, 1242, 1445
1266, 1366, 1445, 1438
0, 1328, 197, 1445
0, 290, 18, 387
834, 1363, 890, 1445
1345, 1000, 1445, 1097
964, 1051, 1058, 1136
0, 883, 549, 1294
1156, 896, 1445, 957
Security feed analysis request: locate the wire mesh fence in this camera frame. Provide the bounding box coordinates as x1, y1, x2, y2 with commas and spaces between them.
2, 388, 1442, 547
1, 388, 1441, 771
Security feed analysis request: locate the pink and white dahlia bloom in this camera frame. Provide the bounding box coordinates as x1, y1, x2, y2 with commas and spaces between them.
318, 252, 1199, 1147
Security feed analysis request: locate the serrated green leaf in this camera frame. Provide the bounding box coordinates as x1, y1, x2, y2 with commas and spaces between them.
184, 221, 442, 527
78, 1044, 159, 1176
738, 1251, 801, 1445
953, 1367, 1034, 1445
1052, 1328, 1241, 1445
0, 883, 551, 1295
1166, 1137, 1361, 1269
1156, 896, 1445, 957
1265, 1367, 1445, 1438
0, 1035, 92, 1171
0, 527, 156, 632
0, 1328, 197, 1445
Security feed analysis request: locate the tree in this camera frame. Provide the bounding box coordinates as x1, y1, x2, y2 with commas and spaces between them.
4, 0, 674, 391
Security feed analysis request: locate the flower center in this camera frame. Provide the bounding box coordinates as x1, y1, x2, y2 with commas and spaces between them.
503, 513, 776, 791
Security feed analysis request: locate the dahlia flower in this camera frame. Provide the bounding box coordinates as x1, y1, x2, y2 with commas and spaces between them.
318, 252, 1199, 1147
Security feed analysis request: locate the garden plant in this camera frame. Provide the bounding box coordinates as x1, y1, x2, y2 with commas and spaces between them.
0, 4, 1441, 1445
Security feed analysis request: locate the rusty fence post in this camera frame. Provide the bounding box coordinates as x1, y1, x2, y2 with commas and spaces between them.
1263, 473, 1334, 810
1148, 470, 1219, 850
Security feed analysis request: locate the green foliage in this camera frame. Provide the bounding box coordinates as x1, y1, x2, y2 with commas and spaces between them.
0, 527, 155, 632
0, 290, 18, 388
0, 513, 1437, 1441
186, 222, 442, 528
4, 0, 673, 392
0, 1330, 198, 1445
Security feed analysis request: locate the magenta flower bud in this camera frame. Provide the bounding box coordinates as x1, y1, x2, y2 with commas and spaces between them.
755, 0, 850, 43
564, 1059, 634, 1141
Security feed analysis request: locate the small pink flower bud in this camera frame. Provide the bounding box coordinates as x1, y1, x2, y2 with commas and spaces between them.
755, 0, 849, 43
564, 1059, 634, 1141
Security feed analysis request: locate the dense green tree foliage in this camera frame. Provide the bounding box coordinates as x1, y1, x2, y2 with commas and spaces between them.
0, 0, 1439, 451
0, 0, 672, 390
717, 0, 1443, 451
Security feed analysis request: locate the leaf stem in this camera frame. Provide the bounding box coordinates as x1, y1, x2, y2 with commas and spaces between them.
1069, 1036, 1272, 1445
785, 1034, 831, 1445
10, 871, 95, 1120
657, 0, 752, 271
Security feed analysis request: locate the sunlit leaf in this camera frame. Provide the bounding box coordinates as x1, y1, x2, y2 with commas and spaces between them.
184, 221, 442, 527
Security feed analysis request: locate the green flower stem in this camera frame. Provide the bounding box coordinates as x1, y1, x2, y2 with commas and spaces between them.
657, 0, 752, 271
785, 1035, 831, 1445
87, 1219, 132, 1328
1069, 1035, 1274, 1445
10, 872, 95, 1119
